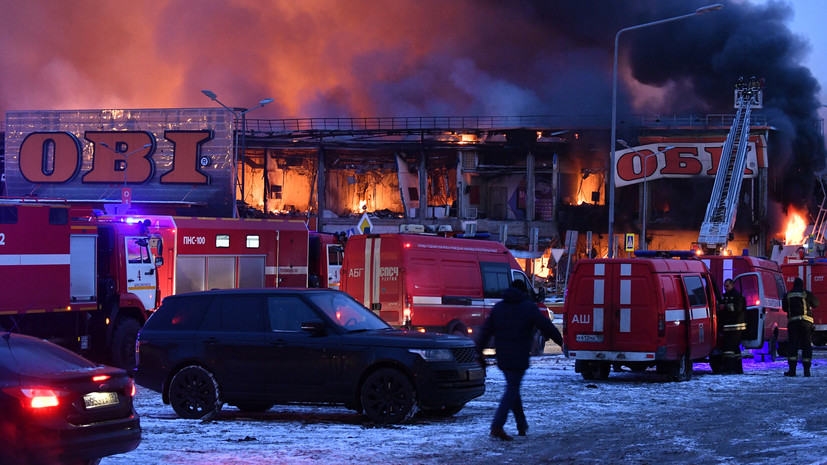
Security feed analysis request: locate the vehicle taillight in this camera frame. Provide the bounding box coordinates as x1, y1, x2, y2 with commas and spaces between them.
658, 314, 666, 337
3, 388, 61, 409
755, 299, 761, 306
126, 379, 136, 397
403, 294, 413, 327
92, 375, 110, 382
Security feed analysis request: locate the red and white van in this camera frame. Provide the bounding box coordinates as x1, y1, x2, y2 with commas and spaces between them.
340, 233, 548, 350
703, 255, 787, 351
564, 258, 718, 381
781, 260, 827, 346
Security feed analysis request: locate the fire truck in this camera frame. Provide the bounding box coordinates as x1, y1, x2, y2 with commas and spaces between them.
781, 260, 827, 346
0, 199, 340, 368
702, 255, 787, 354
339, 232, 550, 354
0, 199, 158, 369
564, 255, 718, 381
697, 78, 764, 254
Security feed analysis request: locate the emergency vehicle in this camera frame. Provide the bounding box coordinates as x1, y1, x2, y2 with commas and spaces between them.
339, 233, 549, 353
703, 255, 787, 352
563, 257, 718, 381
0, 200, 158, 369
138, 215, 312, 296
781, 260, 827, 346
0, 199, 332, 368
309, 231, 345, 289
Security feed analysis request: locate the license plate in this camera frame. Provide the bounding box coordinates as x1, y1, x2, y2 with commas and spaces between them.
467, 368, 484, 381
83, 392, 119, 409
576, 334, 604, 343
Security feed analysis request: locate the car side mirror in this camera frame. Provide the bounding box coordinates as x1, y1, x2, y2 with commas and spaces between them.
301, 319, 328, 336
155, 256, 164, 266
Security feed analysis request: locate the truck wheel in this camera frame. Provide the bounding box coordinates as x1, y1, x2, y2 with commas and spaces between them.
169, 365, 222, 420
709, 354, 724, 374
595, 362, 611, 380
420, 404, 464, 417
360, 368, 418, 424
110, 318, 141, 369
530, 329, 546, 356
575, 360, 594, 380
813, 335, 827, 347
669, 353, 693, 382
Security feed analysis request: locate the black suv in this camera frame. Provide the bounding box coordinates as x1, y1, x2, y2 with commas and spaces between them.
135, 289, 485, 424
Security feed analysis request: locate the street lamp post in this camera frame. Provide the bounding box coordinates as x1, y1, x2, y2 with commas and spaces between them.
607, 4, 724, 257
201, 90, 274, 218
617, 140, 674, 251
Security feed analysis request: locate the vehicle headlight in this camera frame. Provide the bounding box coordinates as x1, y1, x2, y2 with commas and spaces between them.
409, 348, 454, 361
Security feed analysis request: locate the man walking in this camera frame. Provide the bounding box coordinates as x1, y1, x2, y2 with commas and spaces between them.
476, 281, 563, 441
782, 277, 819, 377
718, 279, 746, 374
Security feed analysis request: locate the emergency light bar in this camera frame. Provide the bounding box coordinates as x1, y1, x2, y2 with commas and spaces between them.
633, 250, 697, 259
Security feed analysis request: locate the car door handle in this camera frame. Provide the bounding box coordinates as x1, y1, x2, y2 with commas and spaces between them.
127, 279, 135, 282
203, 337, 219, 345
270, 340, 287, 347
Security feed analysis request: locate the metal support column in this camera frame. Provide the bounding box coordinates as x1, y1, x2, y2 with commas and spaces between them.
419, 147, 428, 222
316, 144, 326, 232
526, 151, 535, 222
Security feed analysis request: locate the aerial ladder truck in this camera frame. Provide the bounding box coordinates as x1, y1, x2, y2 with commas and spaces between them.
698, 78, 764, 254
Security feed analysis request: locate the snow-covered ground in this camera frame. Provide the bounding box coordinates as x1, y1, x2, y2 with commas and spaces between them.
105, 347, 827, 464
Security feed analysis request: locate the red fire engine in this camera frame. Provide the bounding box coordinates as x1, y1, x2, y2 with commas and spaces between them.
0, 200, 158, 368
0, 199, 340, 368
703, 255, 788, 354
564, 256, 718, 381
340, 233, 550, 353
781, 260, 827, 346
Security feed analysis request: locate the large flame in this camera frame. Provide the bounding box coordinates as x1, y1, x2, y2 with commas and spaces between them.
784, 210, 807, 245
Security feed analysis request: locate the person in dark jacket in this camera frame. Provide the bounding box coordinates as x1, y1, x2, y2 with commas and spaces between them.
718, 279, 746, 374
782, 277, 820, 377
476, 281, 563, 441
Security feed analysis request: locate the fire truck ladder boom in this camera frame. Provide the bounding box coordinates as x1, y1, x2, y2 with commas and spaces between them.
698, 80, 763, 253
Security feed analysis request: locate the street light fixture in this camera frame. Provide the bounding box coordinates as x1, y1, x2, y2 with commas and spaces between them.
607, 4, 724, 257
97, 141, 153, 187
617, 140, 674, 251
201, 89, 274, 218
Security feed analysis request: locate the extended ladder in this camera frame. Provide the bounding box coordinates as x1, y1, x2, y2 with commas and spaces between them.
698, 79, 763, 254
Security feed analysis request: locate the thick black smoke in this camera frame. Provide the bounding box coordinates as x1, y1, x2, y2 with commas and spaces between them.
621, 0, 825, 210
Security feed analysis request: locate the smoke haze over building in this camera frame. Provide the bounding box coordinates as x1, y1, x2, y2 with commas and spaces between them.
0, 0, 823, 204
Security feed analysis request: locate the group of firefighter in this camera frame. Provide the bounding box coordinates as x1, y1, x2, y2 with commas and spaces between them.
719, 277, 819, 377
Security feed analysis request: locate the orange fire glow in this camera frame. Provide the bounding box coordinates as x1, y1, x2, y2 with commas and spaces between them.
784, 210, 808, 245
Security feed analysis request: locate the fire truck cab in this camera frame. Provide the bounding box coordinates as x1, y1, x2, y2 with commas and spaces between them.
703, 255, 787, 352
340, 233, 548, 352
564, 257, 718, 381
781, 260, 827, 346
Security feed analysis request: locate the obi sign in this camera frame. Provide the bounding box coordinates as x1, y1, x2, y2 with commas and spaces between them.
5, 109, 234, 214
613, 135, 767, 188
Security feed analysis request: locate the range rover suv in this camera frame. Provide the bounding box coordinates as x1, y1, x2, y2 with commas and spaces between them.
135, 288, 485, 424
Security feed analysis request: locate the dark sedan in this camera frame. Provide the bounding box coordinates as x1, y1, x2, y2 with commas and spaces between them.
136, 288, 485, 424
0, 332, 141, 465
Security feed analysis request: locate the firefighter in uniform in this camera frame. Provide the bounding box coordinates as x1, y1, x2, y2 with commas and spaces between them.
718, 279, 746, 374
783, 277, 819, 377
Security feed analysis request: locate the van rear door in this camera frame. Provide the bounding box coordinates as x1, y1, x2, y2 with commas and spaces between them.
567, 262, 613, 349
733, 272, 764, 348
610, 262, 658, 353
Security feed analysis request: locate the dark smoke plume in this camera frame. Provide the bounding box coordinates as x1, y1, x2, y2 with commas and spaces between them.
0, 0, 822, 208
